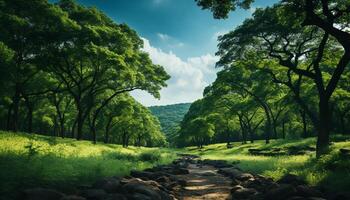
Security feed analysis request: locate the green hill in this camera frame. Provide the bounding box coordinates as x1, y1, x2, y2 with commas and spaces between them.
149, 103, 191, 142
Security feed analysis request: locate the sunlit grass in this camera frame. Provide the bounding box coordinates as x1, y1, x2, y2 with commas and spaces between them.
181, 136, 350, 192
0, 131, 178, 199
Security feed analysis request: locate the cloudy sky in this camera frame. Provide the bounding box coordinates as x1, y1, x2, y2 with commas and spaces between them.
64, 0, 277, 106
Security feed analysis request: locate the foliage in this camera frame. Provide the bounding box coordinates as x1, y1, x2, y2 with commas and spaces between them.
149, 103, 191, 144
0, 0, 169, 146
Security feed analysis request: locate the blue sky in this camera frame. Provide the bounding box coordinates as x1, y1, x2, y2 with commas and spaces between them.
55, 0, 277, 106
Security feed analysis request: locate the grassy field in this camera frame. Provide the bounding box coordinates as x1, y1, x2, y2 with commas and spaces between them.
184, 135, 350, 193
0, 131, 178, 199
1, 131, 349, 199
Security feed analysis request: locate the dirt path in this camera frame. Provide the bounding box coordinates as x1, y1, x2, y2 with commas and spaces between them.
21, 154, 333, 200
175, 163, 232, 200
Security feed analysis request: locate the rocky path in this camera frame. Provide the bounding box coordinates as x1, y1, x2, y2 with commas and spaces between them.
21, 154, 347, 200
175, 163, 232, 199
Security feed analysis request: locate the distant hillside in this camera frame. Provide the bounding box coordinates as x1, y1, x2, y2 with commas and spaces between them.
149, 103, 191, 142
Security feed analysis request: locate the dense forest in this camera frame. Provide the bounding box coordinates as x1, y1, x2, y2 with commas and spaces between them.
0, 0, 169, 147
178, 0, 350, 157
149, 103, 191, 144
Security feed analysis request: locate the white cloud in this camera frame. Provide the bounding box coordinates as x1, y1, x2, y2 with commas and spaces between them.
131, 38, 219, 106
157, 33, 171, 41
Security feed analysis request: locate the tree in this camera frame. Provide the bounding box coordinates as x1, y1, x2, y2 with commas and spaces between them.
196, 0, 350, 157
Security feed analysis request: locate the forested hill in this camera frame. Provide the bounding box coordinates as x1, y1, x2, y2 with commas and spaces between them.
149, 103, 191, 142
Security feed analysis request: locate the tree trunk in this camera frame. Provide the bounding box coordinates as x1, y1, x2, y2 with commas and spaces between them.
104, 117, 112, 144
10, 84, 21, 132
76, 107, 84, 140
300, 109, 308, 138
316, 96, 331, 158
6, 104, 13, 131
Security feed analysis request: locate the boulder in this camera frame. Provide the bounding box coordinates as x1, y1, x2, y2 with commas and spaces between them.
171, 168, 190, 175
237, 173, 254, 181
80, 189, 107, 200
231, 185, 244, 192
264, 184, 297, 200
122, 179, 173, 200
22, 188, 65, 200
218, 167, 243, 179
232, 188, 258, 199
93, 177, 121, 193
277, 174, 306, 186
295, 185, 323, 198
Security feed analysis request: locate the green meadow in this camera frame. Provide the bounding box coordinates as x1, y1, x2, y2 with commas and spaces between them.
0, 131, 178, 199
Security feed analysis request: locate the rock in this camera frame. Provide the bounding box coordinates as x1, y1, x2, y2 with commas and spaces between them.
156, 176, 171, 183
218, 167, 243, 179
295, 185, 323, 198
93, 177, 121, 193
122, 179, 173, 200
22, 188, 65, 200
232, 188, 258, 199
231, 185, 244, 192
130, 170, 155, 179
104, 194, 127, 200
80, 189, 107, 200
201, 171, 217, 176
277, 174, 306, 186
171, 168, 189, 175
60, 196, 86, 200
264, 184, 297, 200
231, 179, 240, 186
202, 159, 233, 168
237, 173, 254, 181
177, 179, 187, 186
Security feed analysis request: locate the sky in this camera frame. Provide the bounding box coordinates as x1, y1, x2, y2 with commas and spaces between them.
58, 0, 277, 106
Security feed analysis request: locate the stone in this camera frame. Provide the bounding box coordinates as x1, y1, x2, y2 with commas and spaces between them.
218, 167, 243, 179
264, 184, 297, 200
231, 185, 244, 192
201, 171, 217, 176
156, 176, 171, 183
237, 173, 254, 181
232, 187, 258, 199
171, 168, 190, 175
60, 196, 86, 200
122, 180, 164, 200
177, 179, 187, 186
80, 189, 107, 200
295, 185, 323, 198
93, 177, 121, 193
277, 174, 306, 186
22, 188, 65, 200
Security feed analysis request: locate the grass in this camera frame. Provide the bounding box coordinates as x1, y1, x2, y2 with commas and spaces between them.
0, 131, 178, 200
181, 135, 350, 193
1, 131, 349, 199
